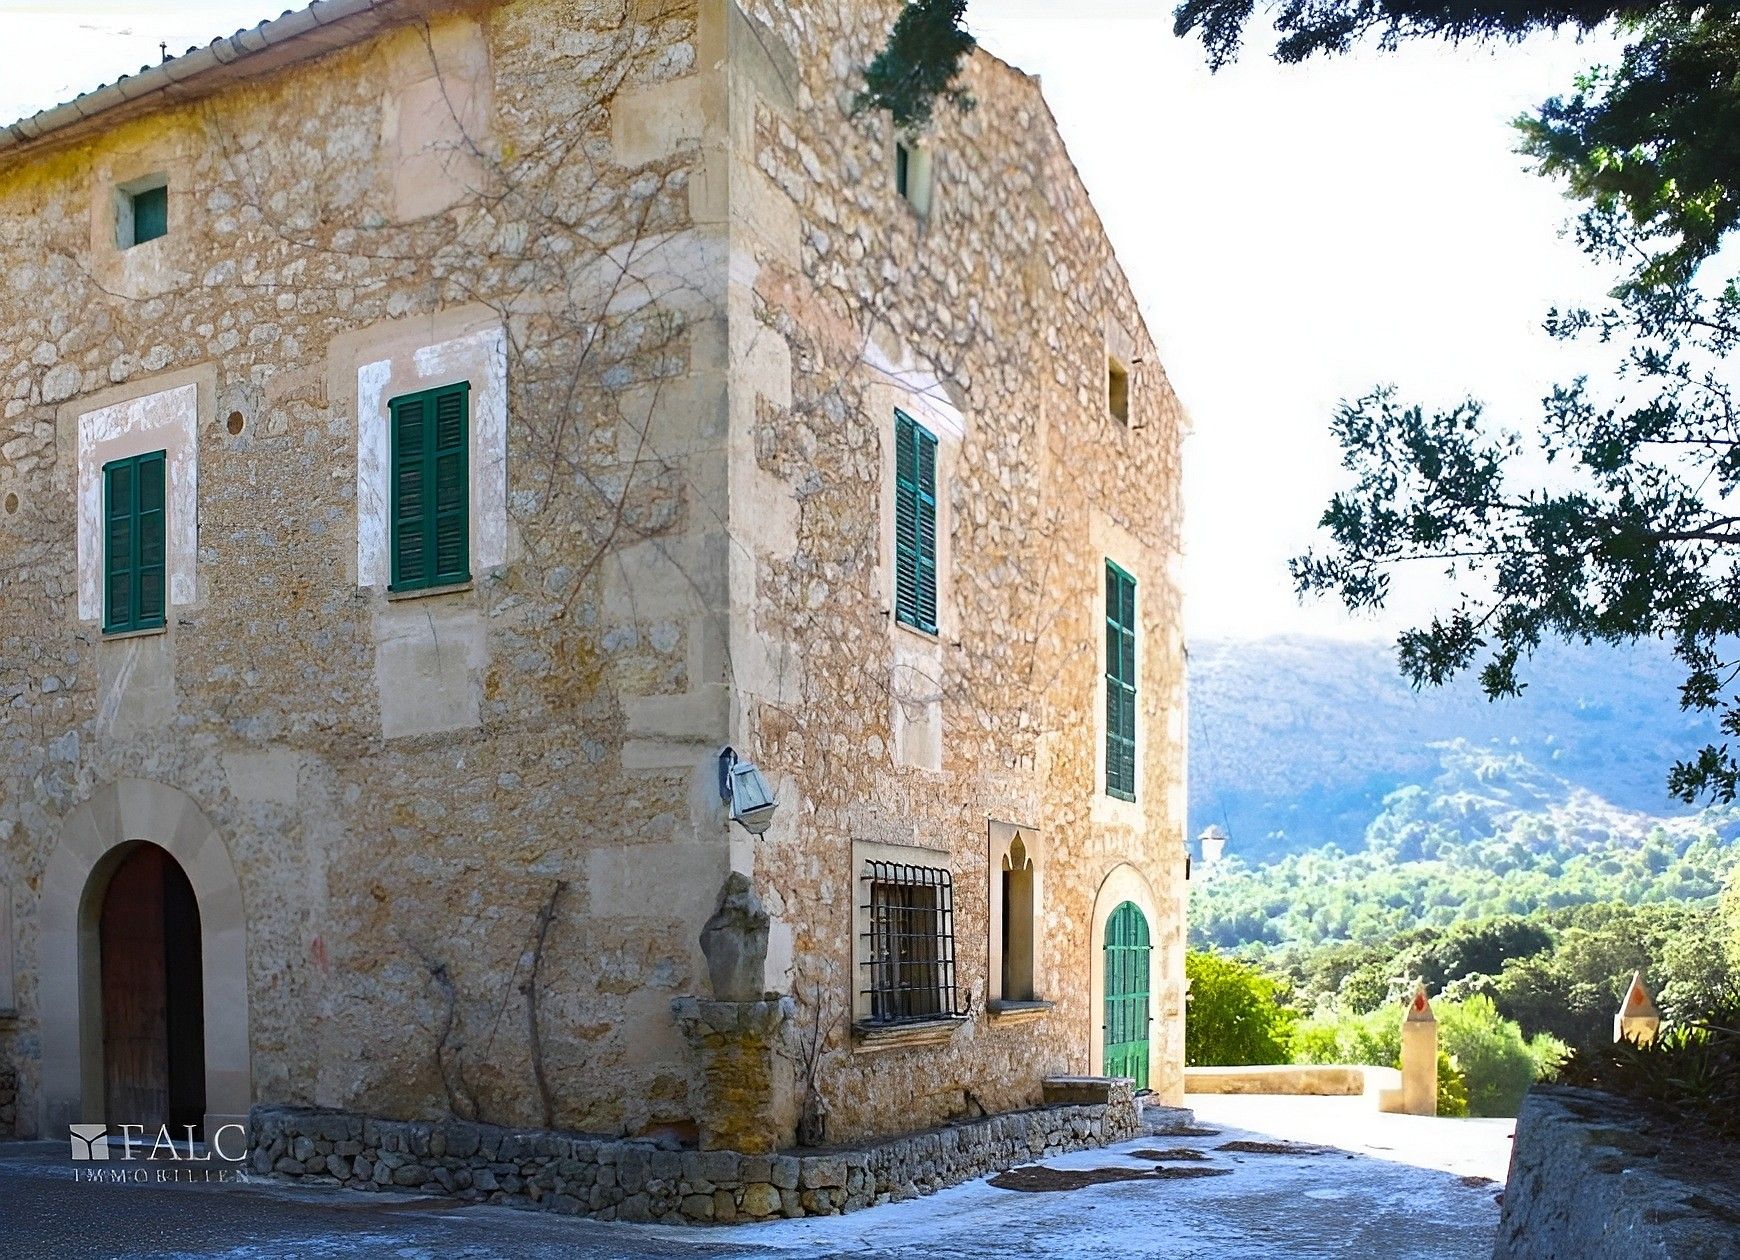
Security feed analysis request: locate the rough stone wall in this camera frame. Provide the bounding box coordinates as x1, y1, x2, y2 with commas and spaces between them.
1496, 1086, 1740, 1260
0, 1065, 15, 1136
251, 1089, 1139, 1223
721, 1, 1189, 1140
0, 0, 1186, 1150
0, 0, 739, 1139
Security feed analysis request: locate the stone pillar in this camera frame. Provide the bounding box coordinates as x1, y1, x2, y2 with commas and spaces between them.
672, 872, 797, 1153
1399, 983, 1437, 1116
671, 996, 797, 1153
1614, 971, 1661, 1046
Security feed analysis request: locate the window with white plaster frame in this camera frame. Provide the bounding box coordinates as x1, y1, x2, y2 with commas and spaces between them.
75, 382, 199, 629
356, 325, 508, 592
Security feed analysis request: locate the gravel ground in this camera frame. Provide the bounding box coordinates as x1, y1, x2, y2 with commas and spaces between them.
0, 1095, 1511, 1259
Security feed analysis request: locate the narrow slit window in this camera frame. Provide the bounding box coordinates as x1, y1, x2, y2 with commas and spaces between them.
389, 381, 471, 592
1106, 560, 1138, 801
1108, 356, 1130, 424
893, 409, 939, 634
894, 141, 933, 217
102, 450, 168, 635
1000, 835, 1036, 1001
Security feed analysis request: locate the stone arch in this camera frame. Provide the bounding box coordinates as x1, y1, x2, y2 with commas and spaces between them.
1087, 862, 1160, 1086
38, 779, 249, 1140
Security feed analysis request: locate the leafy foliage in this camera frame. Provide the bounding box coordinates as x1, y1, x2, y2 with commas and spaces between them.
1293, 994, 1560, 1115
1558, 989, 1740, 1141
1184, 951, 1298, 1065
1171, 3, 1661, 71
858, 0, 977, 131
1437, 1049, 1471, 1117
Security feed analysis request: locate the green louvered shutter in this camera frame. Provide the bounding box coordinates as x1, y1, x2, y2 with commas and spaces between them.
894, 409, 938, 634
390, 382, 470, 592
103, 450, 167, 635
1105, 560, 1137, 801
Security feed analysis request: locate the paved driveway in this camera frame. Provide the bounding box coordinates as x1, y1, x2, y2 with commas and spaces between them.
0, 1096, 1509, 1259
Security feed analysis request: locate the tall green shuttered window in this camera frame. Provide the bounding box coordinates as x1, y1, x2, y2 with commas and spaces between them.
102, 450, 168, 635
1105, 560, 1137, 801
390, 382, 471, 592
893, 409, 938, 634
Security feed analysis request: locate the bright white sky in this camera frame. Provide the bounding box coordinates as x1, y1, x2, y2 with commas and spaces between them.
1, 0, 1622, 643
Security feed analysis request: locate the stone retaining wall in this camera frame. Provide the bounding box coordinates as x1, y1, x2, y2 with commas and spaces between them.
251, 1088, 1138, 1224
1496, 1085, 1740, 1259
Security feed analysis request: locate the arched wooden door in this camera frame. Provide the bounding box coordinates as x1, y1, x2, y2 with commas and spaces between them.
1102, 900, 1151, 1089
100, 843, 206, 1135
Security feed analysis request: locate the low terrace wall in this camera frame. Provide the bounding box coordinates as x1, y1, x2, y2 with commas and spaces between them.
250, 1078, 1139, 1225
1495, 1085, 1740, 1259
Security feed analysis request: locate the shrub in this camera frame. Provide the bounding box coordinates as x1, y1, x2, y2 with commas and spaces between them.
1558, 989, 1740, 1142
1293, 994, 1556, 1116
1437, 1050, 1470, 1118
1184, 951, 1297, 1066
1435, 995, 1541, 1116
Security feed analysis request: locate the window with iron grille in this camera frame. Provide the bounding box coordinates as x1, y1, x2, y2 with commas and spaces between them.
1105, 559, 1137, 800
893, 409, 938, 634
860, 861, 960, 1025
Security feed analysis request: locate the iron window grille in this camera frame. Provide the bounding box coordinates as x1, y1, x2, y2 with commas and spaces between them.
859, 861, 963, 1026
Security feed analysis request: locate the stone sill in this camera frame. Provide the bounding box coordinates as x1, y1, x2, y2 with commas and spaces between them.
987, 999, 1053, 1026
850, 1016, 967, 1053
386, 580, 474, 602
100, 625, 168, 642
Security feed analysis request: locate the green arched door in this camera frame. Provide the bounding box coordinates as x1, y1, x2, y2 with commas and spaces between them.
1103, 900, 1151, 1088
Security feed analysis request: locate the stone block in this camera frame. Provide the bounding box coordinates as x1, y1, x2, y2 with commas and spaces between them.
740, 1182, 781, 1217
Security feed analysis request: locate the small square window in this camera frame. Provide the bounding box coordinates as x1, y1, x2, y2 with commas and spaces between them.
117, 177, 170, 249
1108, 357, 1131, 424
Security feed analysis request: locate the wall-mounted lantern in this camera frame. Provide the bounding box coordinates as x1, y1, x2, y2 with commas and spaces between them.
718, 747, 778, 835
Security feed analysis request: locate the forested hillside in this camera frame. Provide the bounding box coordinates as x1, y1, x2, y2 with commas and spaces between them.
1190, 637, 1714, 862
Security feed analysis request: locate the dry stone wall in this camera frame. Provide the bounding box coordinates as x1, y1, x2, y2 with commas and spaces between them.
251, 1085, 1138, 1224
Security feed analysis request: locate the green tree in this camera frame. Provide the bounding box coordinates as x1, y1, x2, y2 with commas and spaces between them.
1185, 951, 1298, 1065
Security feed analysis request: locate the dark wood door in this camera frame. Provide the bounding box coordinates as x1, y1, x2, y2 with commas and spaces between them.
100, 844, 205, 1135
102, 845, 170, 1127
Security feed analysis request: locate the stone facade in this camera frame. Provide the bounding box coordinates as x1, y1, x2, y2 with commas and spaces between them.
251, 1084, 1139, 1223
0, 1066, 15, 1137
0, 0, 1186, 1151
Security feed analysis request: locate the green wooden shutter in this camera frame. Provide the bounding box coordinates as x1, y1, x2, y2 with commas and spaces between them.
391, 382, 470, 592
1106, 560, 1137, 800
894, 409, 938, 634
103, 450, 167, 634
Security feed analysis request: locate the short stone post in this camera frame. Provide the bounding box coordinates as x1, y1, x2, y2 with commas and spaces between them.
672, 872, 797, 1153
1399, 983, 1437, 1116
1614, 971, 1661, 1046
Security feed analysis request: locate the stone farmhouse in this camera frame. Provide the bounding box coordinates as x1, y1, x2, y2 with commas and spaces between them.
0, 0, 1187, 1158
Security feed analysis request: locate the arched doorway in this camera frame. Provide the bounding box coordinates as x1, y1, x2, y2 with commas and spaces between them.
98, 843, 207, 1134
1102, 900, 1151, 1089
